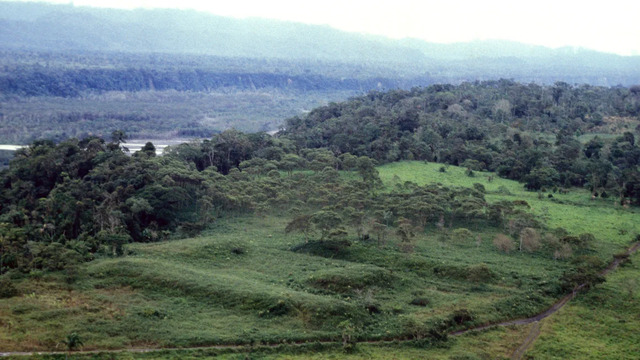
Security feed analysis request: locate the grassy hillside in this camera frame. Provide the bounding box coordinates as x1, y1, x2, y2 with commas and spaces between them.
378, 162, 640, 258
525, 250, 640, 359
1, 161, 638, 358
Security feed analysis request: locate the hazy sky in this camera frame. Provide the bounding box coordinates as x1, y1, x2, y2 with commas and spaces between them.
14, 0, 640, 55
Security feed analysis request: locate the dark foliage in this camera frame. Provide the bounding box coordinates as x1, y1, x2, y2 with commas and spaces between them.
283, 81, 640, 200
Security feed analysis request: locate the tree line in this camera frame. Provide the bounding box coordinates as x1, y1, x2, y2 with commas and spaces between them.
0, 128, 538, 275
0, 66, 427, 97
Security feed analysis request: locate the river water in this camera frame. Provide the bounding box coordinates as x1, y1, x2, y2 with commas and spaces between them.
0, 143, 171, 155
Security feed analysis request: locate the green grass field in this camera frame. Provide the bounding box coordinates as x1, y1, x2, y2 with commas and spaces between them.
378, 161, 640, 257
524, 251, 640, 359
1, 161, 638, 359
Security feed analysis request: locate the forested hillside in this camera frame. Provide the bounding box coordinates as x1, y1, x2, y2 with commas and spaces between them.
284, 81, 640, 198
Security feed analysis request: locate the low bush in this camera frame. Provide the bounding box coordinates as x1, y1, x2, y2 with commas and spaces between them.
0, 277, 19, 298
449, 308, 474, 326
307, 267, 394, 293
466, 263, 495, 282
410, 297, 430, 307
493, 234, 515, 253
291, 239, 352, 258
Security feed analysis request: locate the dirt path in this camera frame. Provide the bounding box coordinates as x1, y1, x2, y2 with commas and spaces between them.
511, 321, 542, 360
452, 240, 639, 336
2, 241, 639, 358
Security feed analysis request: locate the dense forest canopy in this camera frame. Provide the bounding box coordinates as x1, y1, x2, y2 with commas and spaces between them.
284, 81, 640, 194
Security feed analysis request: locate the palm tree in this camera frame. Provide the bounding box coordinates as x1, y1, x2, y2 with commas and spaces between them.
62, 332, 83, 358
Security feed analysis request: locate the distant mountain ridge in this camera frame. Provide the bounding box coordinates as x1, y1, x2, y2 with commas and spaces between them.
0, 1, 639, 86
0, 2, 426, 65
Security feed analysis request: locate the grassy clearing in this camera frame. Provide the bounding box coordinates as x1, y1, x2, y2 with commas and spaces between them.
0, 212, 569, 352
1, 161, 638, 358
378, 161, 640, 258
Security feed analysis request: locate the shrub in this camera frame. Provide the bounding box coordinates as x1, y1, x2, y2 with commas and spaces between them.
472, 183, 485, 193
520, 228, 541, 252
231, 247, 245, 255
0, 277, 19, 298
403, 317, 431, 340
306, 267, 393, 293
542, 233, 560, 249
561, 255, 606, 291
410, 297, 430, 307
259, 300, 291, 317
452, 228, 473, 244
140, 308, 167, 319
560, 235, 581, 247
553, 227, 569, 237
578, 233, 596, 248
291, 239, 352, 257
553, 243, 573, 260
466, 263, 495, 282
449, 308, 474, 326
512, 200, 530, 208
493, 234, 515, 253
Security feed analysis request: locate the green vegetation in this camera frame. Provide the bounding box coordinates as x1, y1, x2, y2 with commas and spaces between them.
1, 80, 640, 358
1, 160, 638, 358
526, 251, 640, 359
284, 82, 640, 205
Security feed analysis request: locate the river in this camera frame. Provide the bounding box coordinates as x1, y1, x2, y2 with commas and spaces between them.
0, 142, 172, 155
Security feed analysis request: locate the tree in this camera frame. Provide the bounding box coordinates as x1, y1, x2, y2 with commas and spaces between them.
524, 166, 559, 191
553, 243, 573, 260
452, 228, 473, 244
561, 255, 606, 292
356, 156, 381, 188
369, 220, 388, 247
285, 214, 313, 242
110, 130, 129, 152
62, 332, 83, 353
339, 153, 358, 171
396, 217, 417, 252
140, 142, 156, 157
311, 210, 344, 241
278, 154, 305, 175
